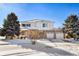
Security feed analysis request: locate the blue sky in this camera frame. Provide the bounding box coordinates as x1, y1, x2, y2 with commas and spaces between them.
0, 3, 79, 28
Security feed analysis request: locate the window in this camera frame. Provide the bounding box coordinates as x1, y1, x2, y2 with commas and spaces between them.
42, 23, 47, 27
22, 24, 31, 27
26, 24, 31, 27
22, 24, 25, 27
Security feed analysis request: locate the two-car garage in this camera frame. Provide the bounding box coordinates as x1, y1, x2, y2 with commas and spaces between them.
46, 29, 64, 39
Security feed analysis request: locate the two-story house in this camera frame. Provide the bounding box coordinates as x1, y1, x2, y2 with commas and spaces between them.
20, 19, 63, 39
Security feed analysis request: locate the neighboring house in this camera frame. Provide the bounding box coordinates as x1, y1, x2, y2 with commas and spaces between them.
20, 19, 53, 30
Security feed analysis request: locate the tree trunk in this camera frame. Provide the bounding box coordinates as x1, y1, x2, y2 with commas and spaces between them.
5, 35, 8, 39
11, 36, 13, 39
17, 35, 19, 39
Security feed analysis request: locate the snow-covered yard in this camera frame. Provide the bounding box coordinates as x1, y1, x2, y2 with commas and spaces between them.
0, 38, 79, 56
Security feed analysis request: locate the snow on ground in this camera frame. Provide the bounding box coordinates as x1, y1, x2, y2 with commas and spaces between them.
0, 38, 79, 56
37, 39, 79, 56
0, 41, 8, 45
0, 39, 51, 56
0, 36, 5, 40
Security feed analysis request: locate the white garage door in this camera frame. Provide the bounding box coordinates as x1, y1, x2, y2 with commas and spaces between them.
56, 32, 64, 39
47, 33, 54, 38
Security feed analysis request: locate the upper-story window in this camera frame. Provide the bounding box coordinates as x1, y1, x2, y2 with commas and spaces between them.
26, 24, 31, 27
22, 24, 31, 27
22, 24, 25, 27
42, 23, 47, 27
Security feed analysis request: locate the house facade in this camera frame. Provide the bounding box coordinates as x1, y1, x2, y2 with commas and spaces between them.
20, 19, 64, 39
